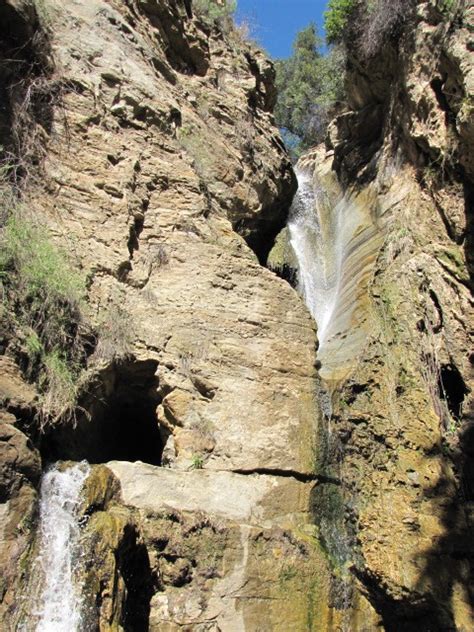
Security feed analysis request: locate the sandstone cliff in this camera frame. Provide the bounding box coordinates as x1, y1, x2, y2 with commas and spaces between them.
0, 0, 337, 629
1, 0, 473, 630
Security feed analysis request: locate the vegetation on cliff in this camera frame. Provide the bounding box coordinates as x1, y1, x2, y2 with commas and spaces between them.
325, 0, 464, 56
0, 203, 87, 424
275, 0, 468, 158
0, 2, 88, 425
194, 0, 236, 23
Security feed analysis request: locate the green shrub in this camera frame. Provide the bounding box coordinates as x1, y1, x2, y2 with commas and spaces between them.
324, 0, 357, 44
0, 209, 87, 423
194, 0, 236, 28
438, 0, 455, 13
1, 213, 84, 298
190, 453, 204, 469
41, 349, 79, 420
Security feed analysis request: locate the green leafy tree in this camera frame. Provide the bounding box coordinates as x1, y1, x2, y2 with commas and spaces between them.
324, 0, 357, 44
274, 23, 345, 157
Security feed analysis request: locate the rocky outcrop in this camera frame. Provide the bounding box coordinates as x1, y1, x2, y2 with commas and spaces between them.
269, 1, 473, 629
2, 0, 472, 629
0, 0, 336, 629
0, 358, 40, 624
105, 460, 328, 631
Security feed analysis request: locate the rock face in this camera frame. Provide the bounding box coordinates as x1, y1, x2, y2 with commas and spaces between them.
273, 2, 474, 630
0, 0, 339, 629
1, 0, 473, 630
106, 461, 325, 631
0, 358, 40, 624
35, 0, 313, 476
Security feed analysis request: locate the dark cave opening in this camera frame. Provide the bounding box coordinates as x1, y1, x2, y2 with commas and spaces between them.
41, 359, 163, 467
438, 363, 468, 421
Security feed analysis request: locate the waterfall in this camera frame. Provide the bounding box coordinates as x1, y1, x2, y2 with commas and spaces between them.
34, 462, 90, 632
288, 165, 380, 381
288, 167, 341, 349
289, 166, 357, 631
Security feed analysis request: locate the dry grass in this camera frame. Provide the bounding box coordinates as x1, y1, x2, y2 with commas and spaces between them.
0, 206, 88, 426
93, 303, 133, 362
357, 0, 416, 58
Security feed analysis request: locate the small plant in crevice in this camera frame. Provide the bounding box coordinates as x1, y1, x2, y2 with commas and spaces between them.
279, 565, 298, 583
150, 243, 169, 268
232, 14, 261, 50
382, 222, 416, 268
190, 453, 204, 470
235, 115, 256, 157
177, 122, 212, 180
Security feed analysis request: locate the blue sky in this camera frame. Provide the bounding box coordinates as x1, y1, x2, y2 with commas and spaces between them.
235, 0, 328, 59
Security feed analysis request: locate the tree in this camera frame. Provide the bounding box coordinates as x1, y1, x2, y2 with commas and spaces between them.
274, 24, 345, 157
324, 0, 356, 44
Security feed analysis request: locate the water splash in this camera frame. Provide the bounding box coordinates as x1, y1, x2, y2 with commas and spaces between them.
35, 461, 90, 632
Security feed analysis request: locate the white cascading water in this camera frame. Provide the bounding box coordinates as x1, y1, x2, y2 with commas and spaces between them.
289, 167, 357, 631
34, 461, 90, 632
288, 167, 343, 350
288, 165, 368, 378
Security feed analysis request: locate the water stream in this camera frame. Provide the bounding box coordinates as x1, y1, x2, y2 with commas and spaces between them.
289, 166, 357, 631
34, 461, 90, 632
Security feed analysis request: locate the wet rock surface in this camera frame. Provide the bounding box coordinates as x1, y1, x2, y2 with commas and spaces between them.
300, 2, 473, 630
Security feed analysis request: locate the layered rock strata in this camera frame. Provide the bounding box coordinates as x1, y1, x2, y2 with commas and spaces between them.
0, 0, 339, 629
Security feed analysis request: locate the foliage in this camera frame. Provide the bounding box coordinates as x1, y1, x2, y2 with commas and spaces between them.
324, 0, 356, 44
438, 0, 455, 13
274, 23, 345, 156
360, 0, 416, 58
0, 208, 87, 423
190, 453, 204, 469
193, 0, 237, 29
41, 349, 79, 421
325, 0, 417, 57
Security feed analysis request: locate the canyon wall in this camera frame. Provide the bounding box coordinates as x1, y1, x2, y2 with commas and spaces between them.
274, 1, 473, 630
1, 0, 473, 630
0, 0, 339, 629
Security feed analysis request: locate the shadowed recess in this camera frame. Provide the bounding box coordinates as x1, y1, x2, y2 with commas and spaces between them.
40, 359, 163, 466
